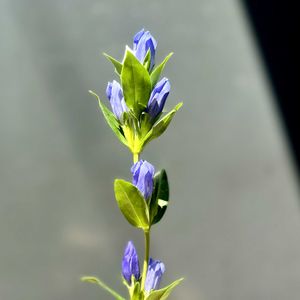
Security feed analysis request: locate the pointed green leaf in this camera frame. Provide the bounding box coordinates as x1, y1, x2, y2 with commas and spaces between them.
89, 90, 127, 146
121, 48, 151, 114
150, 53, 173, 87
81, 276, 126, 300
150, 169, 169, 225
114, 179, 149, 229
145, 278, 184, 300
142, 102, 183, 147
103, 53, 122, 75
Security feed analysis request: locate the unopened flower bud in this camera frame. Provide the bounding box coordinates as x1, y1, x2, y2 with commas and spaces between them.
106, 80, 128, 120
133, 29, 157, 70
145, 258, 165, 292
131, 160, 155, 199
122, 241, 140, 284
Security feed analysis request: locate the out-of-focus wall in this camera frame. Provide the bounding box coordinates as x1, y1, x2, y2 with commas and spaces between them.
1, 1, 300, 299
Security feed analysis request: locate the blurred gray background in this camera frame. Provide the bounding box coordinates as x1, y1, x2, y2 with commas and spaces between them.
1, 0, 300, 299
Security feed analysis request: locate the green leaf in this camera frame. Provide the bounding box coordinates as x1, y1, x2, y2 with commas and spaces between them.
121, 48, 151, 114
145, 278, 184, 300
114, 179, 149, 229
103, 52, 122, 75
89, 90, 127, 146
142, 102, 183, 147
81, 276, 126, 300
150, 53, 173, 87
150, 169, 169, 225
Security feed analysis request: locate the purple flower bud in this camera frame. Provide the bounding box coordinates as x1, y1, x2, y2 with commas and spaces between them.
147, 78, 170, 120
133, 29, 157, 71
106, 80, 128, 120
145, 258, 165, 292
122, 241, 140, 284
131, 160, 155, 199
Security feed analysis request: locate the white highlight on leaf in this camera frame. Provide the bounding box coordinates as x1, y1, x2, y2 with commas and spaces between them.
158, 199, 168, 208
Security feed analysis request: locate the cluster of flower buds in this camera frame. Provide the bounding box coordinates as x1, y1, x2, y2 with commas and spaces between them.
122, 241, 165, 294
83, 29, 183, 300
90, 29, 182, 158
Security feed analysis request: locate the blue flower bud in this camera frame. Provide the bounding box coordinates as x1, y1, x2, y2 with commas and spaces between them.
106, 80, 128, 120
122, 241, 140, 284
145, 258, 165, 292
147, 77, 170, 120
133, 29, 157, 71
131, 160, 155, 199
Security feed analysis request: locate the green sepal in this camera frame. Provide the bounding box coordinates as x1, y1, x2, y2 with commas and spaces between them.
103, 52, 123, 75
139, 112, 152, 137
121, 47, 151, 115
145, 278, 184, 300
131, 281, 143, 300
141, 102, 183, 147
121, 111, 146, 154
81, 276, 126, 300
150, 169, 169, 225
114, 179, 150, 230
120, 112, 136, 152
89, 90, 127, 146
123, 276, 143, 300
150, 53, 173, 87
143, 49, 151, 72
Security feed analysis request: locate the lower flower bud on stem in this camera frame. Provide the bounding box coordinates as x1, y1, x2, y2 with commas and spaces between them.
141, 229, 150, 293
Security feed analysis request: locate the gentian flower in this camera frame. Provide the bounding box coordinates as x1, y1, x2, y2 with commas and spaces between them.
145, 258, 165, 292
133, 29, 157, 70
122, 241, 140, 284
106, 80, 128, 120
131, 160, 155, 199
147, 77, 170, 119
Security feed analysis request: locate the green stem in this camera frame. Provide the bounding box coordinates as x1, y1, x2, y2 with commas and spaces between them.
133, 153, 139, 163
141, 229, 150, 292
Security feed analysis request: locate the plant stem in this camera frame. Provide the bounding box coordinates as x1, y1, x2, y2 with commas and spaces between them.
133, 153, 139, 163
141, 229, 150, 292
132, 151, 150, 293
